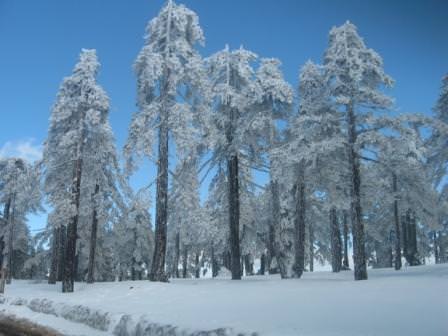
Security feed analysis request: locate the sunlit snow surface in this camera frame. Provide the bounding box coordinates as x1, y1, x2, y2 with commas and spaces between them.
1, 264, 447, 336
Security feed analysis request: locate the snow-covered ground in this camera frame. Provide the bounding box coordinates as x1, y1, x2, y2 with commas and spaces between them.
1, 264, 447, 336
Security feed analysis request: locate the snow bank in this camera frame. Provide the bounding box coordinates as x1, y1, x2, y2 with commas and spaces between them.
1, 264, 447, 336
3, 296, 113, 331
2, 295, 257, 335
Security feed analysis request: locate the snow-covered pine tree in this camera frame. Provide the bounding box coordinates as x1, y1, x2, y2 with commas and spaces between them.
323, 22, 394, 280
167, 154, 204, 279
0, 158, 41, 292
207, 48, 292, 279
429, 74, 448, 261
112, 188, 153, 281
44, 49, 109, 292
125, 0, 208, 282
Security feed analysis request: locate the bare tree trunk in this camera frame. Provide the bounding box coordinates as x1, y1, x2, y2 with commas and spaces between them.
5, 193, 17, 285
342, 210, 350, 270
392, 173, 402, 270
182, 245, 188, 278
195, 253, 200, 278
268, 180, 280, 274
48, 227, 61, 284
292, 165, 306, 278
244, 254, 254, 276
87, 184, 100, 284
172, 231, 180, 278
260, 253, 266, 275
434, 232, 439, 264
57, 225, 66, 282
227, 153, 241, 280
62, 155, 83, 293
211, 242, 219, 277
330, 207, 342, 272
405, 210, 420, 266
0, 199, 11, 293
149, 118, 169, 282
347, 101, 367, 280
309, 222, 314, 272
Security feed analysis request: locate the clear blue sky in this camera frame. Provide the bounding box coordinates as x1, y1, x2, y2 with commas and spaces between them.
1, 0, 447, 230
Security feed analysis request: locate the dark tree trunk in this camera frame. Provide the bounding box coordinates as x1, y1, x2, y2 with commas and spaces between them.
223, 251, 231, 270
73, 252, 80, 282
392, 173, 402, 270
5, 193, 17, 285
374, 240, 393, 268
405, 210, 420, 266
57, 225, 66, 282
330, 208, 342, 272
149, 119, 169, 282
439, 231, 447, 263
244, 254, 253, 276
309, 222, 314, 272
195, 253, 200, 278
292, 165, 306, 278
87, 184, 100, 284
0, 199, 11, 293
342, 210, 350, 270
434, 232, 439, 264
62, 154, 83, 293
268, 180, 280, 274
182, 245, 188, 278
48, 227, 61, 284
131, 263, 136, 281
227, 153, 241, 280
172, 232, 180, 278
259, 253, 266, 275
347, 101, 367, 280
211, 243, 219, 277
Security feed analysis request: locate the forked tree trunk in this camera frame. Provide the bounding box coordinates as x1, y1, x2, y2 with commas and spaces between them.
6, 193, 16, 285
292, 165, 306, 278
330, 207, 342, 273
392, 173, 402, 270
62, 156, 83, 293
87, 184, 100, 284
347, 101, 367, 280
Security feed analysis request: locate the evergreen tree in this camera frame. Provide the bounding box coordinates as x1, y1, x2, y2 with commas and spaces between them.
44, 49, 109, 292
125, 0, 208, 282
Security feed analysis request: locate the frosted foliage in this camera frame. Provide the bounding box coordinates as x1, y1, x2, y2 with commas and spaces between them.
113, 189, 153, 278
168, 157, 203, 248
324, 21, 393, 108
0, 158, 41, 260
44, 49, 110, 227
125, 0, 208, 172
207, 46, 292, 162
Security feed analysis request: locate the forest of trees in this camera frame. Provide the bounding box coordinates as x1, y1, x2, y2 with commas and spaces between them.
0, 0, 447, 293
